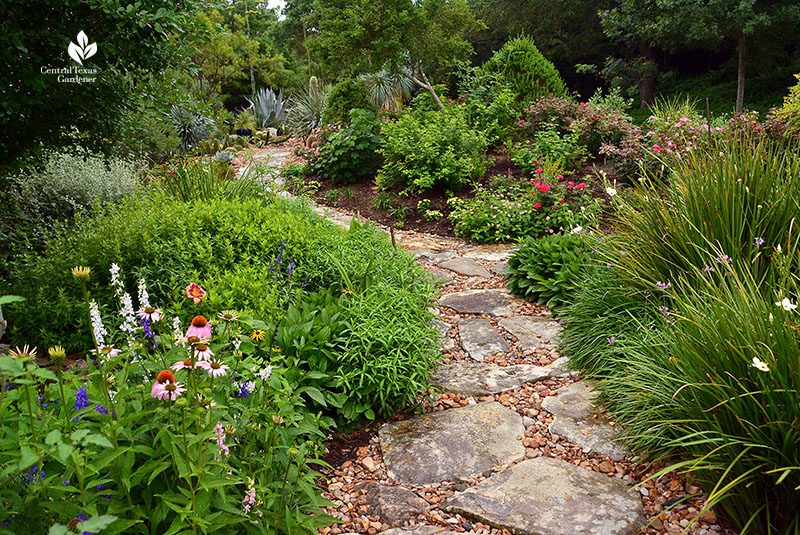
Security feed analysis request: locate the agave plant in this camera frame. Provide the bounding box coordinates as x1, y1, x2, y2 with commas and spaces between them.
169, 105, 212, 152
247, 87, 287, 129
286, 76, 330, 140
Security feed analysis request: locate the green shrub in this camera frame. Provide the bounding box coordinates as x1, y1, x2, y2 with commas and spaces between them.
377, 105, 488, 193
321, 78, 375, 125
511, 124, 587, 171
772, 73, 800, 138
507, 232, 590, 309
152, 159, 267, 202
480, 36, 567, 105
316, 109, 382, 184
286, 76, 330, 140
458, 65, 520, 146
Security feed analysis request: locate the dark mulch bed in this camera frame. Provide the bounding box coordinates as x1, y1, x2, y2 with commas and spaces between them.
323, 427, 376, 468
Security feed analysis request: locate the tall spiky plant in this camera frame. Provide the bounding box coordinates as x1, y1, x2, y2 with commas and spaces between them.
248, 88, 287, 129
286, 76, 330, 141
360, 68, 415, 113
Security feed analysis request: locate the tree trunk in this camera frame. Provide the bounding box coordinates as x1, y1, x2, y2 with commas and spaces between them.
406, 65, 445, 109
638, 41, 657, 109
245, 0, 255, 96
736, 32, 746, 115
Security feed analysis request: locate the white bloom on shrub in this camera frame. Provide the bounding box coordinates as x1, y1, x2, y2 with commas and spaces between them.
775, 297, 797, 311
606, 187, 617, 196
172, 316, 183, 343
138, 278, 150, 308
751, 357, 770, 372
89, 300, 107, 347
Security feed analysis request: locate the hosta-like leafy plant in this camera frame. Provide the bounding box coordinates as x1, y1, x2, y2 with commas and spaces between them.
507, 232, 590, 309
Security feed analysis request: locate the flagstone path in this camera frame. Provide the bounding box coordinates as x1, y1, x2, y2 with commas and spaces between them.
249, 149, 728, 535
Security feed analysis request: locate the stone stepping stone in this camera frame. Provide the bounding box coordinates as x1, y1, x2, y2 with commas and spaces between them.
433, 318, 456, 351
458, 318, 509, 361
444, 456, 645, 535
426, 270, 454, 286
379, 402, 525, 486
499, 316, 561, 349
437, 258, 491, 278
410, 249, 458, 264
490, 260, 509, 278
361, 483, 430, 527
434, 357, 570, 396
311, 206, 355, 229
541, 382, 630, 458
380, 527, 460, 535
462, 245, 514, 262
439, 289, 514, 316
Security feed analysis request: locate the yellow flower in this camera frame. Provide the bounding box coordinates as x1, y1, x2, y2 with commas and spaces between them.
250, 329, 266, 342
271, 347, 282, 353
9, 344, 37, 360
71, 266, 91, 279
48, 346, 66, 364
341, 288, 352, 294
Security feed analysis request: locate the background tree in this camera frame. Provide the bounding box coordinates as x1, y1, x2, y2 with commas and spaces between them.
0, 0, 200, 167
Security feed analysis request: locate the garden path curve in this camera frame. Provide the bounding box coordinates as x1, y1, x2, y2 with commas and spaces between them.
250, 148, 721, 535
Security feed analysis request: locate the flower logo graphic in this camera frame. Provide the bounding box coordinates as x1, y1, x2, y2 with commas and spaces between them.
68, 31, 97, 65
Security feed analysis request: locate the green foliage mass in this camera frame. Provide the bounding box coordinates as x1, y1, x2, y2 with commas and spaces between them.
775, 73, 800, 137
377, 105, 488, 193
507, 232, 589, 309
480, 36, 567, 105
321, 78, 376, 125
316, 110, 383, 184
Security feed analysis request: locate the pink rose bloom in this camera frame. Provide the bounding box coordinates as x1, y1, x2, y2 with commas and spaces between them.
538, 184, 551, 193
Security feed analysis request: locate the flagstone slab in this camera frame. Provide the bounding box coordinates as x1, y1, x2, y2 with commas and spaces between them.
458, 318, 509, 361
498, 316, 561, 349
437, 258, 491, 278
410, 249, 458, 264
462, 246, 514, 262
362, 483, 431, 526
434, 358, 570, 395
380, 527, 460, 535
433, 318, 456, 351
438, 289, 515, 316
490, 260, 510, 278
379, 402, 525, 486
444, 457, 645, 535
541, 382, 629, 458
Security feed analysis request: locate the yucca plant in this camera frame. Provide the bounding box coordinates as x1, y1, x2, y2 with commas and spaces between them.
360, 67, 415, 112
169, 105, 212, 152
286, 76, 330, 141
248, 87, 287, 129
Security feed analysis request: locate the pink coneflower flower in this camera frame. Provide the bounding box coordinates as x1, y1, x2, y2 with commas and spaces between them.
186, 316, 212, 340
93, 345, 120, 360
185, 283, 206, 305
171, 358, 200, 371
155, 381, 186, 401
138, 306, 162, 323
193, 343, 214, 361
199, 360, 229, 378
151, 370, 175, 398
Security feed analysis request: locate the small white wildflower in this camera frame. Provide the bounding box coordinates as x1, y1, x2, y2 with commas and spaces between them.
137, 278, 150, 308
172, 316, 183, 342
257, 364, 273, 382
233, 337, 242, 351
775, 297, 797, 311
570, 226, 583, 234
751, 357, 770, 372
606, 187, 617, 196
109, 263, 124, 297
89, 300, 108, 347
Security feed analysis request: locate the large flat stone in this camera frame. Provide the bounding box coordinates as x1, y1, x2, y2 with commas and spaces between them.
379, 402, 525, 486
411, 249, 458, 264
434, 358, 570, 396
458, 318, 509, 361
438, 258, 491, 278
426, 270, 454, 286
541, 382, 629, 458
491, 260, 510, 278
444, 457, 645, 535
439, 289, 514, 316
362, 483, 430, 526
463, 245, 514, 262
499, 316, 561, 349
